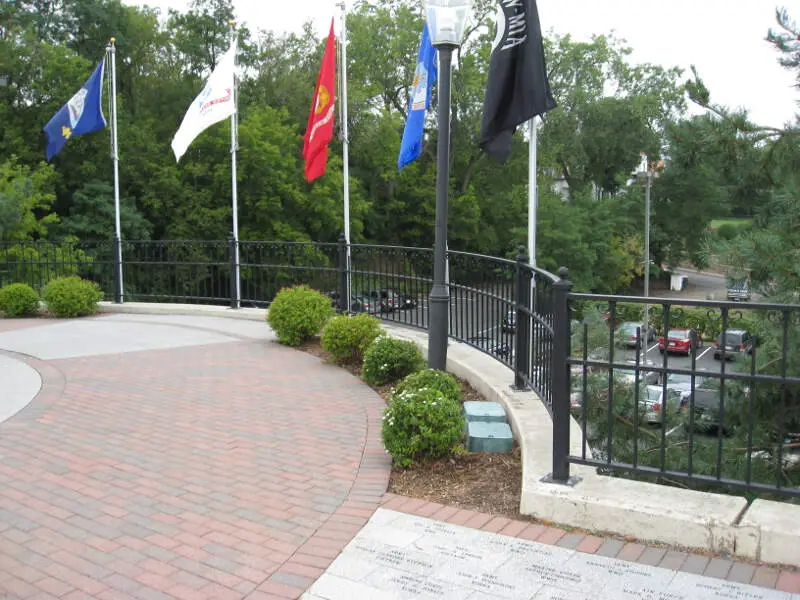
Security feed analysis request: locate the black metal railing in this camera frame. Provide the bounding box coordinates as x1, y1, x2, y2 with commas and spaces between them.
0, 240, 116, 293
564, 294, 800, 498
1, 238, 797, 498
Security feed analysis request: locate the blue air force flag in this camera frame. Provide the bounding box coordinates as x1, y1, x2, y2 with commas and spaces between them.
43, 60, 107, 162
398, 23, 438, 172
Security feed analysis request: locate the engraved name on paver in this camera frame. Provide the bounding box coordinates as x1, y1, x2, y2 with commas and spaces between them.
390, 573, 445, 596
694, 581, 774, 599
411, 521, 458, 536
456, 570, 517, 592
487, 537, 561, 559
637, 591, 687, 600
524, 563, 582, 586
436, 545, 485, 561
353, 543, 434, 571
584, 558, 656, 579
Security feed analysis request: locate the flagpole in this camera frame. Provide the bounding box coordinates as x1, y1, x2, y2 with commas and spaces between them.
107, 37, 123, 303
229, 22, 241, 309
528, 117, 538, 375
528, 117, 537, 273
338, 2, 352, 307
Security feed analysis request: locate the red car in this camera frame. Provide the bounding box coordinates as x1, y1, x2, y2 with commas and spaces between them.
659, 328, 703, 355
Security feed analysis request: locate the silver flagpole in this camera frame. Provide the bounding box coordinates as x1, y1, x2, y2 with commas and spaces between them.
528, 117, 538, 274
229, 22, 241, 309
339, 2, 352, 306
528, 117, 538, 376
107, 38, 123, 303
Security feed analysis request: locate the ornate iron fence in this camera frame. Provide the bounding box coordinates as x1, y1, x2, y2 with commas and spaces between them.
563, 294, 800, 498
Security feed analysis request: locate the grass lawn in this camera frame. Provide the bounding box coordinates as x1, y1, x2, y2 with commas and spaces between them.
710, 218, 752, 229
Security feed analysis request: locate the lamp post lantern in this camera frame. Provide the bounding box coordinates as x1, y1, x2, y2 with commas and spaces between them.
425, 0, 472, 371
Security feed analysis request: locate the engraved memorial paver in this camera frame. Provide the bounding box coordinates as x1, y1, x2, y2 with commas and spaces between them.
665, 571, 795, 600
302, 509, 795, 600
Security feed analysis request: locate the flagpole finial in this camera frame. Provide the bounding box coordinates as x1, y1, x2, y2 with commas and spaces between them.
106, 37, 116, 52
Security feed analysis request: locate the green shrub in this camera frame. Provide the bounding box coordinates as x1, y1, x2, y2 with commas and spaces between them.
0, 283, 40, 317
362, 336, 425, 385
381, 386, 464, 467
321, 313, 382, 363
267, 285, 334, 346
395, 369, 461, 403
42, 276, 103, 318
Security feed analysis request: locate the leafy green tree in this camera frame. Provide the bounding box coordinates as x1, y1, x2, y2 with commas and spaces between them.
0, 157, 58, 241
52, 181, 153, 241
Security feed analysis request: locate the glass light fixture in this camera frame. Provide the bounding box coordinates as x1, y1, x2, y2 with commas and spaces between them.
425, 0, 472, 47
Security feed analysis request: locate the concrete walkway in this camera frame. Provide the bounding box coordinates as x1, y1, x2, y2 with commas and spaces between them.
0, 314, 797, 599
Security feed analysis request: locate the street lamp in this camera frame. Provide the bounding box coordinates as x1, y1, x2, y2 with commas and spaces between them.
425, 0, 472, 370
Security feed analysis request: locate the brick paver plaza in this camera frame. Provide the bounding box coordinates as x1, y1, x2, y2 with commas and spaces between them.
0, 314, 798, 599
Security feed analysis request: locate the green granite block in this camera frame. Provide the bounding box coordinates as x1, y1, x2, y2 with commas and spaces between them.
462, 401, 507, 424
467, 421, 513, 453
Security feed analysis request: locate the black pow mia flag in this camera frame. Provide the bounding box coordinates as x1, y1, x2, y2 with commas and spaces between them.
479, 0, 556, 162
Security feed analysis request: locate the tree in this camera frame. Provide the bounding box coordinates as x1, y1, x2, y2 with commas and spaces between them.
538, 34, 680, 197
0, 157, 58, 241
52, 181, 153, 241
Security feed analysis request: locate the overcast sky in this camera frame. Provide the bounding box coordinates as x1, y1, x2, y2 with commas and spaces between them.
125, 0, 800, 128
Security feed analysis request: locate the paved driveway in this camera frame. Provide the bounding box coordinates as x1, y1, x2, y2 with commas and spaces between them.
0, 315, 390, 600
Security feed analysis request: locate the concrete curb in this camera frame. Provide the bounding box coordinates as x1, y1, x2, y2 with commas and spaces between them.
96, 302, 800, 566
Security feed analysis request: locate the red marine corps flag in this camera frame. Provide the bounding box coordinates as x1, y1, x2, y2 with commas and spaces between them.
303, 20, 336, 182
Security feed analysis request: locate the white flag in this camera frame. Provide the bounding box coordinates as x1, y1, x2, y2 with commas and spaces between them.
171, 41, 237, 162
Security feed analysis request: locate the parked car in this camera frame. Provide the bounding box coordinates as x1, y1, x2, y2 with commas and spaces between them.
396, 292, 418, 310
366, 289, 397, 312
714, 329, 755, 360
612, 359, 661, 386
659, 328, 703, 355
615, 321, 657, 348
635, 385, 683, 425
502, 310, 516, 333
350, 295, 378, 314
678, 386, 726, 432
664, 372, 710, 402
727, 279, 751, 302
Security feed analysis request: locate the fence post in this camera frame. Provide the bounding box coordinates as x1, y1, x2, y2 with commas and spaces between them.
337, 232, 348, 313
113, 235, 123, 304
228, 237, 237, 309
549, 266, 575, 484
514, 247, 530, 390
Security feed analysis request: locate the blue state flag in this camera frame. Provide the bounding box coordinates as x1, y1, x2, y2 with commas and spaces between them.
43, 59, 107, 161
398, 22, 437, 172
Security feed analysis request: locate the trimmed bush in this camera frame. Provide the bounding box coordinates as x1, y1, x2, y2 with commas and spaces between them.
0, 283, 40, 317
42, 276, 103, 318
381, 387, 464, 467
321, 313, 382, 363
362, 336, 425, 386
267, 285, 334, 346
395, 369, 461, 404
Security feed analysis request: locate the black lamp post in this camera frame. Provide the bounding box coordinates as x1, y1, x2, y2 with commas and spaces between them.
425, 0, 471, 370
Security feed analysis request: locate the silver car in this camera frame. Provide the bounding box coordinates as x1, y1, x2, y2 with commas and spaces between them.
613, 359, 661, 386
636, 385, 682, 424
665, 372, 710, 402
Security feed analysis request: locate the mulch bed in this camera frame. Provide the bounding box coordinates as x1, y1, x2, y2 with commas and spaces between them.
297, 336, 524, 519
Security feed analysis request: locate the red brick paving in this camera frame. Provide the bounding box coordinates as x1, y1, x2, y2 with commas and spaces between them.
0, 323, 390, 600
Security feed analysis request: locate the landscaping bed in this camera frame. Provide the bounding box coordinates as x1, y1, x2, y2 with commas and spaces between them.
298, 335, 524, 519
